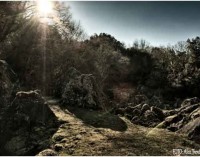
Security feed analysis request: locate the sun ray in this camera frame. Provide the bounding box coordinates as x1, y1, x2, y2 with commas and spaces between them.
37, 0, 53, 17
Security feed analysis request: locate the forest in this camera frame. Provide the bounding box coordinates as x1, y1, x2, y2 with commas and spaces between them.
1, 1, 200, 156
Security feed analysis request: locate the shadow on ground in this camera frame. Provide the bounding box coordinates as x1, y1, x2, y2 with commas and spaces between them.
64, 106, 128, 132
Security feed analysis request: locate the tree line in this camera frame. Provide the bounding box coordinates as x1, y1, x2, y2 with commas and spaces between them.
1, 1, 200, 109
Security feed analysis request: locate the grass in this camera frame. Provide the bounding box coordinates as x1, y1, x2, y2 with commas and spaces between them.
47, 103, 200, 156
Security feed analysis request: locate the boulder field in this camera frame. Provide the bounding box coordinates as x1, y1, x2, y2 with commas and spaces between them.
113, 97, 200, 144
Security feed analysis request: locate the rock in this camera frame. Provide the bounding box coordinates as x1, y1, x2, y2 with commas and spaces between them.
37, 149, 58, 156
163, 114, 186, 131
135, 103, 143, 108
167, 117, 185, 132
60, 138, 68, 143
0, 90, 58, 155
122, 104, 163, 127
181, 97, 200, 107
131, 116, 139, 122
189, 107, 200, 120
125, 106, 135, 114
68, 148, 75, 155
75, 134, 82, 140
52, 134, 65, 142
155, 98, 200, 143
151, 106, 165, 120
141, 104, 150, 114
54, 144, 63, 151
163, 110, 177, 117
10, 90, 56, 124
179, 104, 200, 114
125, 104, 142, 112
141, 110, 161, 127
165, 114, 182, 124
177, 117, 200, 143
132, 108, 140, 116
62, 72, 103, 110
144, 110, 157, 119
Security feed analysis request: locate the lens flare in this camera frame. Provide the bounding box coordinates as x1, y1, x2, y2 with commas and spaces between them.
37, 0, 53, 16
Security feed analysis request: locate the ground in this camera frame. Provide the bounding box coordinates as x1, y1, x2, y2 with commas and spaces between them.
45, 98, 200, 156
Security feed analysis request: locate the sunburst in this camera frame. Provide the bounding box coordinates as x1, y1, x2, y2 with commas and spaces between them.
37, 0, 53, 17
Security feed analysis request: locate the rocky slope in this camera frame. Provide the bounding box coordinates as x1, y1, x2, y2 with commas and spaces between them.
36, 98, 200, 156
113, 97, 200, 145
1, 63, 200, 156
157, 97, 200, 143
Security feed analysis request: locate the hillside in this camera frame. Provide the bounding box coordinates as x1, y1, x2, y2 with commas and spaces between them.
1, 2, 200, 156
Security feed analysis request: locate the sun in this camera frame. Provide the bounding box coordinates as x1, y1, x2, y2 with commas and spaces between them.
37, 0, 53, 17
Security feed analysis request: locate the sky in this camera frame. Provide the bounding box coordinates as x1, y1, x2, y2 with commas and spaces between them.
66, 1, 200, 47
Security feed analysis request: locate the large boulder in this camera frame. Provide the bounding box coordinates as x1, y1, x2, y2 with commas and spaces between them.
0, 90, 58, 155
0, 60, 17, 109
177, 117, 200, 143
165, 114, 182, 124
156, 113, 184, 130
62, 71, 103, 110
141, 104, 150, 114
143, 110, 155, 119
151, 106, 165, 121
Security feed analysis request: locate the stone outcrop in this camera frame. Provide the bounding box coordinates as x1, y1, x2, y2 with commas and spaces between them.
62, 68, 103, 110
156, 97, 200, 143
177, 117, 200, 142
114, 103, 164, 127
113, 96, 200, 144
0, 90, 58, 155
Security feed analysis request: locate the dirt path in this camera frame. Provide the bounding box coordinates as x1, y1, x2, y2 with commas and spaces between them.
44, 98, 200, 156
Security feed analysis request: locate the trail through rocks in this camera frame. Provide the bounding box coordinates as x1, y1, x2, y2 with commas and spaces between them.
41, 98, 200, 156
